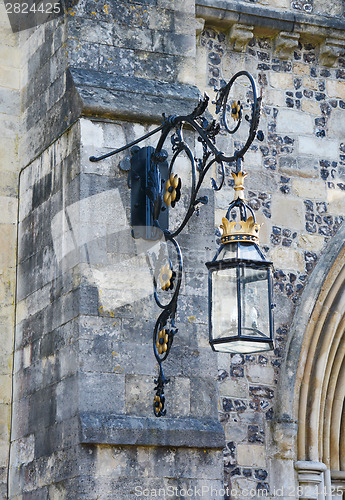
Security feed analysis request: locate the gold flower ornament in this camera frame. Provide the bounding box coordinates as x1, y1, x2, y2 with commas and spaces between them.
159, 263, 176, 291
154, 395, 163, 415
231, 100, 242, 121
163, 173, 182, 208
156, 328, 169, 355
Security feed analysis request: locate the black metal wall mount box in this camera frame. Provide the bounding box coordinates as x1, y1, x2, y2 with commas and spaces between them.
130, 146, 169, 240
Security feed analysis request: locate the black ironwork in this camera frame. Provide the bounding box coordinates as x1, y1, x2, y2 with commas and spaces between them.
90, 71, 264, 417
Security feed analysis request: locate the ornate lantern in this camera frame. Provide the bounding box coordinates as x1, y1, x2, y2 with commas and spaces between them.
206, 171, 274, 354
90, 70, 275, 415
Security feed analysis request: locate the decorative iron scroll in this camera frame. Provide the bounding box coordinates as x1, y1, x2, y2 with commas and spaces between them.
90, 71, 262, 417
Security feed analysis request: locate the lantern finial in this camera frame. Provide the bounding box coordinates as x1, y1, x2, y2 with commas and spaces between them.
231, 171, 247, 200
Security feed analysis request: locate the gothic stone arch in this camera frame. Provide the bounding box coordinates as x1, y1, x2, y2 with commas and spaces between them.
275, 223, 345, 498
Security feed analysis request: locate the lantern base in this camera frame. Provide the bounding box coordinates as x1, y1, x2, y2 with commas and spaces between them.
210, 339, 274, 354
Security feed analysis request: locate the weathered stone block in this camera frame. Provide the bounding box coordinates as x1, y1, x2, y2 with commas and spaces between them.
69, 18, 114, 46
298, 136, 338, 157
167, 377, 191, 417
125, 374, 155, 416
10, 435, 35, 467
301, 99, 320, 115
293, 62, 310, 75
218, 377, 249, 400
0, 404, 10, 445
327, 108, 345, 138
135, 52, 178, 82
270, 72, 293, 90
0, 137, 17, 170
47, 74, 66, 110
0, 65, 20, 89
271, 246, 305, 272
246, 364, 275, 384
21, 486, 49, 499
327, 79, 345, 99
79, 372, 126, 414
190, 377, 219, 418
271, 196, 305, 230
276, 109, 314, 135
67, 39, 100, 72
174, 448, 223, 480
56, 376, 79, 423
279, 155, 318, 178
292, 179, 327, 200
148, 7, 174, 30
79, 338, 156, 376
303, 76, 319, 91
237, 444, 267, 467
0, 196, 17, 225
28, 385, 57, 432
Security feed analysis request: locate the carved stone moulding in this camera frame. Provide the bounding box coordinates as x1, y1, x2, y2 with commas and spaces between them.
319, 37, 345, 67
274, 31, 300, 60
228, 23, 254, 52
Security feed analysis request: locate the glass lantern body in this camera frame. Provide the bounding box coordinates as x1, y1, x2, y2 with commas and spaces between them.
206, 241, 274, 354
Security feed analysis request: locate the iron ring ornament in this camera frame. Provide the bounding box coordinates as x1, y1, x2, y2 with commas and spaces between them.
90, 71, 274, 417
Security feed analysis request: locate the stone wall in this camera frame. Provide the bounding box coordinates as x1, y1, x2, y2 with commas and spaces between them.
194, 11, 345, 497
66, 0, 196, 84
20, 16, 71, 166
0, 2, 21, 497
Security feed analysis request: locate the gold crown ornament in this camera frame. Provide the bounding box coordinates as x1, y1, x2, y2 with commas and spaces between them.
220, 216, 260, 243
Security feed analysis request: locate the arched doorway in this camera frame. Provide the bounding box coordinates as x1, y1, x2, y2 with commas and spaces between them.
275, 223, 345, 499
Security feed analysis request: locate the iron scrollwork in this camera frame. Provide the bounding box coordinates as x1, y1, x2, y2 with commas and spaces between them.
90, 71, 263, 417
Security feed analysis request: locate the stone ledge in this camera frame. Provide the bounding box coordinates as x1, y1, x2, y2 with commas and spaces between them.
22, 68, 201, 168
69, 68, 201, 124
196, 0, 345, 35
79, 413, 225, 449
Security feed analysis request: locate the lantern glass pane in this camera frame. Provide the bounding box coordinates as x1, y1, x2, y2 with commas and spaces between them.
216, 243, 237, 260
212, 267, 238, 342
217, 242, 265, 262
238, 242, 264, 261
218, 340, 271, 354
239, 265, 270, 340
